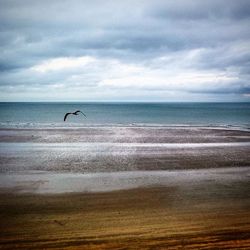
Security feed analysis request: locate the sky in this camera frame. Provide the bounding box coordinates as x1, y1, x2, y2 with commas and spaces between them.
0, 0, 250, 102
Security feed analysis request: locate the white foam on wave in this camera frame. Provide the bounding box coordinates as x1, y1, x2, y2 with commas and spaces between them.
0, 122, 250, 131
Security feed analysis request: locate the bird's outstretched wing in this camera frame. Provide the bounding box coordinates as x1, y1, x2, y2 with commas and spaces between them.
75, 110, 87, 117
64, 112, 71, 121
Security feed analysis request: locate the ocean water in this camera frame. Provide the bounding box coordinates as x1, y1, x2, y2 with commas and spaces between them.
0, 102, 249, 128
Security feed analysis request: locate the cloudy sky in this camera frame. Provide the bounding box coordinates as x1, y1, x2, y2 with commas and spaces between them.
0, 0, 250, 102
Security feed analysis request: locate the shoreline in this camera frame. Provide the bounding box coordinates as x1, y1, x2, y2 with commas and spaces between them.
0, 124, 250, 131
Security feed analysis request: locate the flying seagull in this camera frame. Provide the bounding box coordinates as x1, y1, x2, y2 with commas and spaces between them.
64, 110, 87, 121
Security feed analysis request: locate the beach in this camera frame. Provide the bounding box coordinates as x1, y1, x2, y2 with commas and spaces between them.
0, 126, 250, 249
1, 0, 250, 246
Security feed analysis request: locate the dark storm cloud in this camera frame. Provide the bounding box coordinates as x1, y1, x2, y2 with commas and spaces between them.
0, 0, 250, 101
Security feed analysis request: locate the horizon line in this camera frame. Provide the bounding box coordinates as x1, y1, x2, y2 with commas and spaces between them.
0, 101, 250, 104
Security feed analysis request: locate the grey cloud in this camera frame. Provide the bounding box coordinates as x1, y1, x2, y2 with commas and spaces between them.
189, 44, 250, 68
150, 0, 250, 21
0, 0, 250, 100
1, 0, 249, 57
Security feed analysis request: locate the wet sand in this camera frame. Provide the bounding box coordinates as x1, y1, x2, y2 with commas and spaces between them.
1, 127, 250, 173
1, 126, 250, 143
0, 127, 250, 249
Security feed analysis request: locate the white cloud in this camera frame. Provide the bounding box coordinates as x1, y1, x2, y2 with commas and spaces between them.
31, 56, 96, 73
1, 49, 245, 102
99, 70, 239, 92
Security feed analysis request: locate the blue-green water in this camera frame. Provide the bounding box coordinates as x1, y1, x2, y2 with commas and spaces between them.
0, 102, 249, 128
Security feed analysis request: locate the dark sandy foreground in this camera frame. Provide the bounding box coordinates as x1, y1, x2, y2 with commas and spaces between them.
0, 183, 250, 250
0, 127, 250, 249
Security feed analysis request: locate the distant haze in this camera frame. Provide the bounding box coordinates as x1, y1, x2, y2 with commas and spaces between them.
0, 0, 250, 102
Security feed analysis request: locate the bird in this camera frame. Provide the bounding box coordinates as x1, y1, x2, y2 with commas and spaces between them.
64, 110, 87, 121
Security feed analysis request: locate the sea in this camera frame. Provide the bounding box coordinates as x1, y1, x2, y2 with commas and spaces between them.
0, 102, 250, 129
